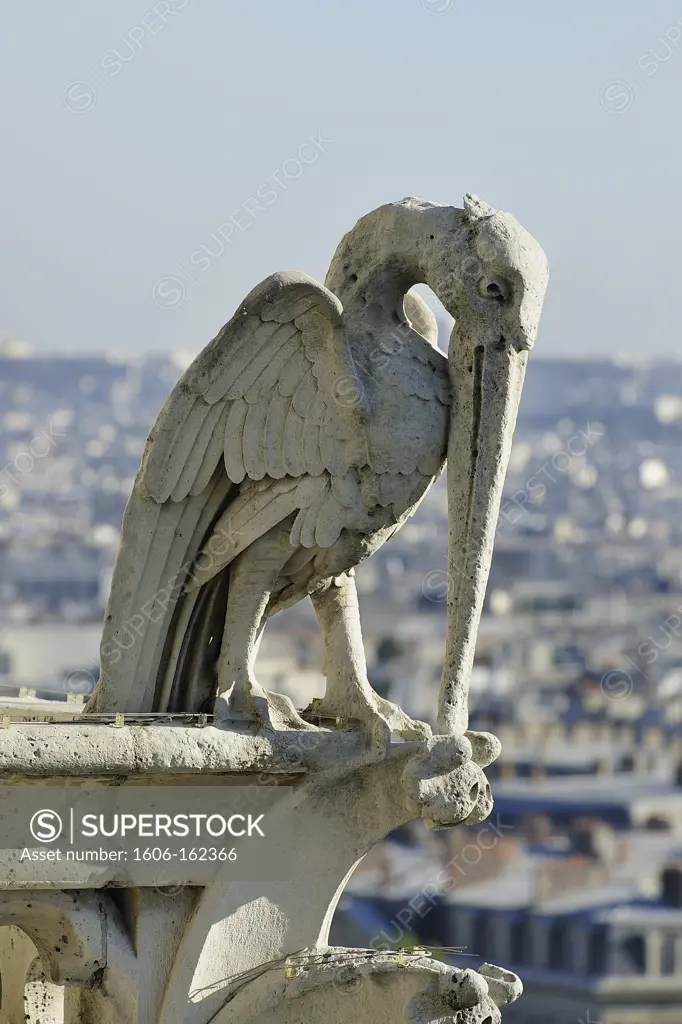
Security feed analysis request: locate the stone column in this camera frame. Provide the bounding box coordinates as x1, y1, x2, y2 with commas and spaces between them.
24, 957, 65, 1024
0, 926, 42, 1024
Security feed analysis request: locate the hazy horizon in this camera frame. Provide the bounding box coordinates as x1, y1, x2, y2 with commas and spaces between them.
2, 1, 681, 358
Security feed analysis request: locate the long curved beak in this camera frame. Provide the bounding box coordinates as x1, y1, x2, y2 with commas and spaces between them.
438, 331, 529, 734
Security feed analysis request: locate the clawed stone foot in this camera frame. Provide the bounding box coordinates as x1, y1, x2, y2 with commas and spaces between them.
305, 687, 431, 744
372, 693, 432, 741
214, 678, 314, 732
305, 694, 390, 751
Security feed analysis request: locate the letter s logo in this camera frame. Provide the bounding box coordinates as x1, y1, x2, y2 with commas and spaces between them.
30, 810, 63, 844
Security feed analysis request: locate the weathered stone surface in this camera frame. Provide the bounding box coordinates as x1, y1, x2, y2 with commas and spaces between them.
0, 720, 372, 779
158, 736, 513, 1023
89, 196, 548, 748
1, 196, 548, 1021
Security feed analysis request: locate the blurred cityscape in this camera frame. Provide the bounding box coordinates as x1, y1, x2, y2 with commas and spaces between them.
3, 337, 682, 1021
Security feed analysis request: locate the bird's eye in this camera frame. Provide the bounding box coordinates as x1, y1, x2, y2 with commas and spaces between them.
477, 277, 510, 305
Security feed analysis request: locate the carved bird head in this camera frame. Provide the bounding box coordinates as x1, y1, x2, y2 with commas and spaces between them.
452, 193, 549, 355
406, 192, 548, 358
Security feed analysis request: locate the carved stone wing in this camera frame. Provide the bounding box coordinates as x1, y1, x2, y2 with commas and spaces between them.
90, 271, 360, 714
140, 270, 363, 503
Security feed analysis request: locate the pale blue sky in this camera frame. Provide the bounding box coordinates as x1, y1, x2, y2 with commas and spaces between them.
1, 1, 681, 357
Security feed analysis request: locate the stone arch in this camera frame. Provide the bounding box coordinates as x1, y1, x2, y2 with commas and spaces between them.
0, 892, 104, 986
0, 925, 49, 1023
0, 924, 69, 1023
0, 891, 137, 1024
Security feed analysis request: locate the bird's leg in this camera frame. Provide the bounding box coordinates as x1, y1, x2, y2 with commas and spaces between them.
213, 524, 311, 731
309, 573, 431, 742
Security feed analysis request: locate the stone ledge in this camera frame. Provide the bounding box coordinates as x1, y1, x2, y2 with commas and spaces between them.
0, 722, 374, 780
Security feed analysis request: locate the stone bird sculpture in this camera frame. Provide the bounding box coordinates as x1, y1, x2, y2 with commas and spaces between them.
89, 196, 548, 740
